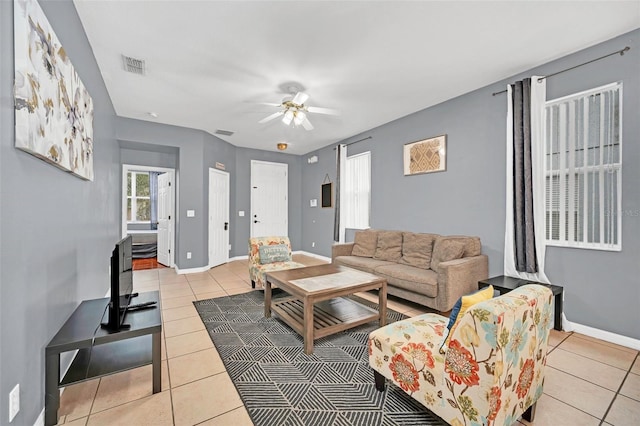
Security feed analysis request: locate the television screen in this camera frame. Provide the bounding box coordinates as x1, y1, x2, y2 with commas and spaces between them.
102, 235, 134, 331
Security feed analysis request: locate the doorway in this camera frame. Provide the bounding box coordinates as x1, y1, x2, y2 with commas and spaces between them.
208, 168, 230, 268
250, 160, 288, 237
122, 164, 176, 268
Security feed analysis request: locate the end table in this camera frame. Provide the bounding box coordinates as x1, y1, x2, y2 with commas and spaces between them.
479, 275, 564, 331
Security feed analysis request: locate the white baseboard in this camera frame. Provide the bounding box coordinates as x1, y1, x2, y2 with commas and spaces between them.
175, 265, 211, 274
294, 250, 331, 263
568, 320, 640, 350
228, 255, 248, 262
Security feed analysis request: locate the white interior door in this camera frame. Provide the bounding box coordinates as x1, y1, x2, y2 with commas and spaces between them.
208, 168, 230, 267
157, 172, 173, 266
250, 160, 288, 237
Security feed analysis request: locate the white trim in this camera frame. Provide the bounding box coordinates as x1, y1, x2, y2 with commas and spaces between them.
228, 255, 249, 262
568, 321, 640, 351
33, 409, 44, 426
174, 265, 211, 275
293, 250, 332, 263
122, 164, 176, 268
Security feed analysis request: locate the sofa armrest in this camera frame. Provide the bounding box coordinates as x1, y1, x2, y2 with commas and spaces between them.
331, 243, 355, 263
435, 255, 489, 311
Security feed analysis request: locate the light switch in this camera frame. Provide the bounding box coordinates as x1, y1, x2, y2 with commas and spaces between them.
239, 211, 245, 217
310, 199, 318, 207
186, 210, 195, 217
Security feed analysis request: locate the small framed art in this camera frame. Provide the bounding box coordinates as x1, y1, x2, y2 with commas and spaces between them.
403, 134, 446, 176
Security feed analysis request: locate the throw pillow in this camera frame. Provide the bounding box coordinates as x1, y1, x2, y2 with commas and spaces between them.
430, 239, 466, 272
373, 231, 403, 262
258, 244, 290, 264
351, 230, 378, 257
441, 285, 494, 352
399, 232, 436, 269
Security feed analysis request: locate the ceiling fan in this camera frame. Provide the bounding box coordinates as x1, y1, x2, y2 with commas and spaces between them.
259, 91, 339, 130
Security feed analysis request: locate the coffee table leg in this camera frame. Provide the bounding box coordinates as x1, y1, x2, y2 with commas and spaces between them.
264, 280, 272, 318
379, 283, 388, 326
303, 297, 314, 354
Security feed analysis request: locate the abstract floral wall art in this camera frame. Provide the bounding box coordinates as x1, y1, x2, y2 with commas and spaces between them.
14, 0, 94, 181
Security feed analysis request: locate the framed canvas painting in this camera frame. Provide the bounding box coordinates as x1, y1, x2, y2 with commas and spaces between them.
14, 0, 94, 180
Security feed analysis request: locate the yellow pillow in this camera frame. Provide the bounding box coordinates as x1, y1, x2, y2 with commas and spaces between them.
444, 285, 494, 347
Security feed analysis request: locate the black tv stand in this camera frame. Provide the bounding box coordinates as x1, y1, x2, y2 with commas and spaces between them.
45, 291, 161, 426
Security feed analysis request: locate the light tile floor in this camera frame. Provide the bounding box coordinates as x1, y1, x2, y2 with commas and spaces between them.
57, 255, 640, 425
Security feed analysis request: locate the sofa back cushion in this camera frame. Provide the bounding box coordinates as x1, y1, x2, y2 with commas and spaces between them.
442, 235, 482, 257
430, 238, 466, 272
373, 231, 403, 262
351, 230, 379, 257
399, 232, 437, 269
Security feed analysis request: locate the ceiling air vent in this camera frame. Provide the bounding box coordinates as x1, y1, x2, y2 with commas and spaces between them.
122, 55, 145, 75
215, 129, 234, 136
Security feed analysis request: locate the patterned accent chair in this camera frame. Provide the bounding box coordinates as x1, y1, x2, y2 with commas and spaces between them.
369, 284, 553, 426
248, 236, 305, 289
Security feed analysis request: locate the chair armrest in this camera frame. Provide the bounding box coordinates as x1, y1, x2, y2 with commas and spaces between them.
331, 243, 355, 263
435, 255, 489, 311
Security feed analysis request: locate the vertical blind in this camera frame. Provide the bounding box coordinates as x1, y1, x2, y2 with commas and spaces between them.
545, 82, 622, 250
344, 151, 371, 229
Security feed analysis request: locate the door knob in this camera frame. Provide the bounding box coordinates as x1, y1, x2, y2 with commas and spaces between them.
224, 222, 229, 230
253, 220, 260, 224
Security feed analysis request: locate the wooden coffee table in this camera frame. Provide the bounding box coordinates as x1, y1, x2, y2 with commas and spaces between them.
264, 264, 387, 354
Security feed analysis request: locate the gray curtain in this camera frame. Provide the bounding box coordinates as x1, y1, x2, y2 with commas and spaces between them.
333, 145, 342, 242
149, 172, 160, 230
511, 79, 538, 273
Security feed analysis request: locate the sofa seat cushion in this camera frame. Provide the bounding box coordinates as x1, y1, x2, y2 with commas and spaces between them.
374, 264, 438, 297
334, 256, 395, 273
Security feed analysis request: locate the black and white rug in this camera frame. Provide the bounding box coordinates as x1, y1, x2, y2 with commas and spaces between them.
193, 291, 447, 426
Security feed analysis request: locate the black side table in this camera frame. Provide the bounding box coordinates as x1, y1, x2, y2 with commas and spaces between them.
45, 291, 161, 426
478, 275, 564, 331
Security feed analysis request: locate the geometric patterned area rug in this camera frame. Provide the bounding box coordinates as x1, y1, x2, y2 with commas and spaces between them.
193, 291, 447, 426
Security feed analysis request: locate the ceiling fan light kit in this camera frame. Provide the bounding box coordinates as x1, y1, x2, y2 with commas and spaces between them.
277, 142, 288, 150
259, 89, 338, 131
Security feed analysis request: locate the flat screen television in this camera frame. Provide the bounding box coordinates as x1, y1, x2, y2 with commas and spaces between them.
102, 235, 134, 331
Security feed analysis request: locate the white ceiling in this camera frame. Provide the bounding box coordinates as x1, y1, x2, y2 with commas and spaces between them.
73, 1, 640, 155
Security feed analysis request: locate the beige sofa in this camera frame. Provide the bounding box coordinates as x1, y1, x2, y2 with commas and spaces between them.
331, 230, 488, 312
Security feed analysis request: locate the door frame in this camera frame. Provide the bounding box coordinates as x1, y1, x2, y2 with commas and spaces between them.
250, 160, 288, 238
121, 164, 176, 267
208, 168, 230, 268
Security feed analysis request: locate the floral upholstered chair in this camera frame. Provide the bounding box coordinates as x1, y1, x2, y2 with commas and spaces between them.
369, 284, 553, 426
248, 236, 305, 289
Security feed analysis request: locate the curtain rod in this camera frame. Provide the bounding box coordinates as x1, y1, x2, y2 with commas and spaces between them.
491, 46, 630, 96
333, 136, 372, 149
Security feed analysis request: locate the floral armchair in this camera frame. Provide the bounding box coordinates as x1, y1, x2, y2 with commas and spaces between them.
248, 236, 305, 289
369, 284, 553, 426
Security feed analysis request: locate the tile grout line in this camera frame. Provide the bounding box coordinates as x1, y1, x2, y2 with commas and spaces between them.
598, 351, 640, 425
540, 392, 601, 423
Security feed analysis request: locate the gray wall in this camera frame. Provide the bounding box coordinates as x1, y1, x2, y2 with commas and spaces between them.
116, 117, 239, 269
303, 29, 640, 340
232, 148, 303, 256
0, 0, 121, 424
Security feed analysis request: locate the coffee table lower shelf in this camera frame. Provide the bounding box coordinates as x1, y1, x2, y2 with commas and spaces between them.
272, 297, 378, 341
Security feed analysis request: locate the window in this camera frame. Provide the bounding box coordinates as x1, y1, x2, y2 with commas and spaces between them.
127, 171, 151, 222
545, 82, 622, 250
344, 151, 371, 229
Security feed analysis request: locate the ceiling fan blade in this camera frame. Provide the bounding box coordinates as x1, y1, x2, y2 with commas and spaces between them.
307, 106, 340, 116
259, 102, 282, 107
258, 111, 284, 124
292, 92, 309, 105
301, 117, 314, 131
